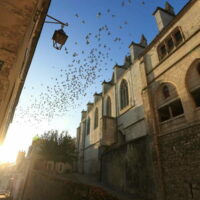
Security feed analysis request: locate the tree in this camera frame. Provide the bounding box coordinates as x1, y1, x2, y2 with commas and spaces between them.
32, 130, 76, 164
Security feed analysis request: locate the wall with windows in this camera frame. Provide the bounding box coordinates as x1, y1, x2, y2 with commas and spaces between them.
76, 1, 200, 198
115, 60, 147, 142
103, 86, 116, 118
77, 94, 103, 176
145, 1, 200, 75
141, 1, 200, 199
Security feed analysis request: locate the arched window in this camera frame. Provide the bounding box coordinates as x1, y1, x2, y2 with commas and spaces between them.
120, 79, 129, 109
94, 108, 98, 129
157, 83, 184, 122
86, 117, 90, 135
106, 96, 112, 117
197, 63, 200, 75
186, 60, 200, 107
162, 85, 170, 99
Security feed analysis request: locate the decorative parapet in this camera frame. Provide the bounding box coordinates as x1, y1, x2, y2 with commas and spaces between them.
87, 102, 94, 113
81, 110, 87, 120
94, 92, 102, 103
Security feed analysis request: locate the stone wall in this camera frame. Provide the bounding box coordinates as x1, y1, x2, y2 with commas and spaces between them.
83, 143, 100, 176
159, 123, 200, 200
101, 136, 155, 200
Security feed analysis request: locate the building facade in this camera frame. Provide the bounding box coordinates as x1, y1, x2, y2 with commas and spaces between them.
0, 0, 51, 143
76, 1, 200, 199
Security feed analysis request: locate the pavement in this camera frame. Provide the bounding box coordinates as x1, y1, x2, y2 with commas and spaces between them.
57, 173, 138, 200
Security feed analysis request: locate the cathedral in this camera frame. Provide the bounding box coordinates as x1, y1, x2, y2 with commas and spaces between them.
76, 0, 200, 199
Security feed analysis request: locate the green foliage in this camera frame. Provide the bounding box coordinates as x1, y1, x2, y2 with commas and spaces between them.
33, 130, 76, 163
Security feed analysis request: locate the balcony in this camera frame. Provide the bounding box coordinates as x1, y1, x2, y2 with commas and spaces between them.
100, 116, 117, 146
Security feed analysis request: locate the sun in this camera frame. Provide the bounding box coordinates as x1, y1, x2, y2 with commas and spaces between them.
0, 122, 35, 164
0, 144, 17, 163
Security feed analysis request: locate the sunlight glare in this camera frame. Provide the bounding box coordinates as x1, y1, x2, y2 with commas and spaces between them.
0, 123, 35, 163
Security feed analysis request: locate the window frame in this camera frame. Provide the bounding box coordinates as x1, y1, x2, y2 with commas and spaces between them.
187, 61, 200, 108
106, 96, 112, 117
158, 98, 184, 122
120, 79, 129, 110
197, 63, 200, 75
94, 108, 98, 129
86, 117, 90, 135
162, 85, 170, 99
157, 27, 184, 61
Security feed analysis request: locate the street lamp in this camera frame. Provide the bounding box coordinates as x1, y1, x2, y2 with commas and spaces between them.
52, 28, 68, 50
45, 15, 69, 50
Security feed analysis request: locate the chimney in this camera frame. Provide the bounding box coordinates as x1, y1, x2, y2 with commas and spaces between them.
140, 34, 148, 47
153, 1, 175, 31
87, 102, 93, 112
102, 80, 113, 94
114, 64, 126, 81
129, 35, 146, 63
81, 110, 87, 120
94, 93, 102, 103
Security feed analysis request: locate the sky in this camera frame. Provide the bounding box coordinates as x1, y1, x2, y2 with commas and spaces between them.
0, 0, 189, 163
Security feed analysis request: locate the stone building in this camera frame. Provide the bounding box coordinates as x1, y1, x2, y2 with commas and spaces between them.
0, 0, 51, 143
76, 0, 200, 199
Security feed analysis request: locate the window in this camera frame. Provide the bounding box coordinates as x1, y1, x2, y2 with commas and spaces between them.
120, 79, 129, 109
173, 29, 183, 45
158, 99, 184, 122
157, 83, 184, 122
186, 61, 200, 108
106, 96, 112, 117
86, 117, 90, 135
162, 85, 170, 99
197, 64, 200, 75
160, 44, 167, 59
0, 60, 4, 70
94, 108, 98, 129
170, 99, 184, 117
158, 27, 183, 60
158, 106, 171, 122
191, 88, 200, 107
167, 37, 174, 52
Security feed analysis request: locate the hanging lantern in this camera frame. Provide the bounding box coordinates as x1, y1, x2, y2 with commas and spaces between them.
52, 29, 68, 50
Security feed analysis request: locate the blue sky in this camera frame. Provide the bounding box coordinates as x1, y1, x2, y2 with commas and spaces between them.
1, 0, 189, 162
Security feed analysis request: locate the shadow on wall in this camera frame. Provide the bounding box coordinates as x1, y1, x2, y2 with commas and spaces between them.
100, 136, 155, 200
158, 122, 200, 200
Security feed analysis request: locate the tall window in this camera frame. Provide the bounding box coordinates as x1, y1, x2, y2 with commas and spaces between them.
106, 96, 112, 117
157, 83, 184, 122
120, 79, 129, 109
86, 117, 90, 135
186, 61, 200, 107
94, 108, 98, 129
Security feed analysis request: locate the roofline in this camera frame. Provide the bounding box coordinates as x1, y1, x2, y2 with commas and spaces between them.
152, 6, 175, 16
0, 0, 52, 143
138, 0, 196, 59
129, 41, 146, 48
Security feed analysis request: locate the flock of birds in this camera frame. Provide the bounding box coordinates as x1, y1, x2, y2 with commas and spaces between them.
14, 0, 147, 128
